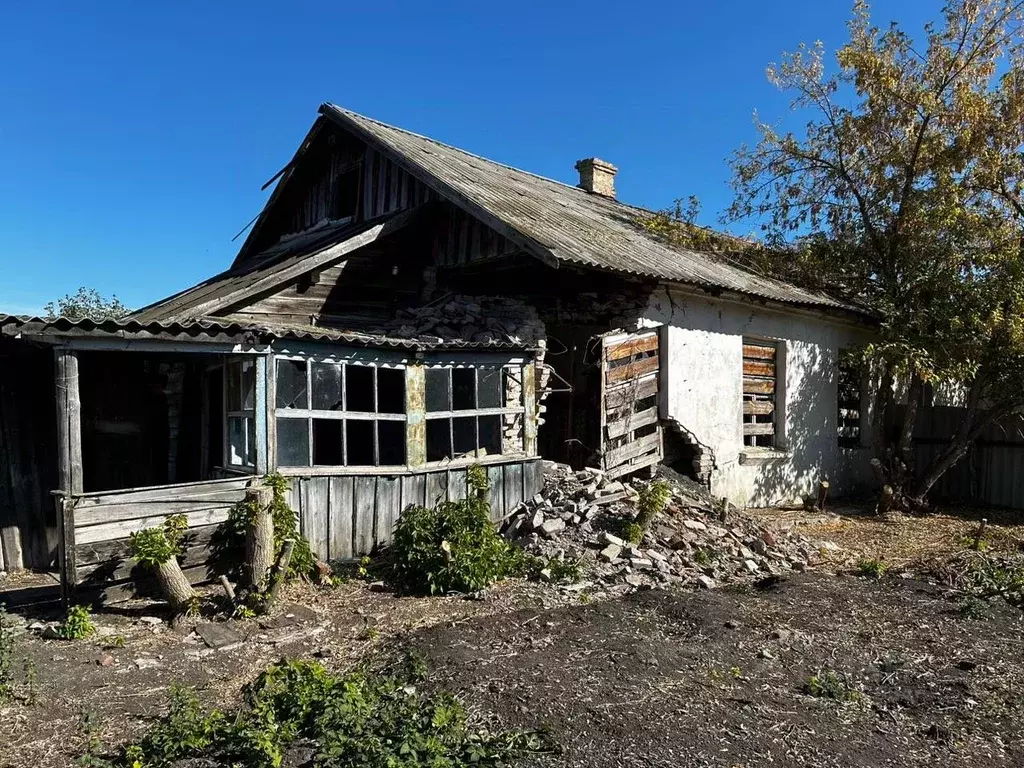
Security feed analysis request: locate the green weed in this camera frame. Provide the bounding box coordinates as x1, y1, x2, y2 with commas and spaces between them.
99, 657, 551, 767
803, 670, 861, 701
57, 605, 95, 640
856, 558, 889, 580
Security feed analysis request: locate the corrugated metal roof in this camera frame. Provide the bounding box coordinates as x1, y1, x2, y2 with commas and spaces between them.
0, 315, 534, 352
322, 104, 861, 314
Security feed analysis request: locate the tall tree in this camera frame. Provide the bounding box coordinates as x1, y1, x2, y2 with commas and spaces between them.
44, 287, 128, 321
729, 0, 1024, 508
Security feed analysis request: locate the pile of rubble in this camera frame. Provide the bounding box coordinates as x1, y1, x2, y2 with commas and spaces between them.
384, 295, 546, 349
503, 463, 824, 595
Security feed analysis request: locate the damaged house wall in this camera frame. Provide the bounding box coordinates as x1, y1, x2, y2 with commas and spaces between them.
641, 286, 876, 508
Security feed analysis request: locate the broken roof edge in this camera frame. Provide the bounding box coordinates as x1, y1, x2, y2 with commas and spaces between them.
0, 314, 539, 353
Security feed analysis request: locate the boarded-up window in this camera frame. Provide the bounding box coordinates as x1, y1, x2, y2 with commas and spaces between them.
742, 339, 777, 449
838, 355, 862, 448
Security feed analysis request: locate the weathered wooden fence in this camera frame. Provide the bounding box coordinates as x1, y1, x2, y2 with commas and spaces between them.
287, 459, 544, 561
60, 477, 252, 602
909, 406, 1024, 510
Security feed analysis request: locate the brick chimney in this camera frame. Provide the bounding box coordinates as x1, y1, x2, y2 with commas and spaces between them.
575, 157, 618, 198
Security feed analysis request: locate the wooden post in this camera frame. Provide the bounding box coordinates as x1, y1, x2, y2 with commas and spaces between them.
55, 348, 83, 604
405, 363, 426, 467
523, 361, 537, 456
55, 495, 77, 605
255, 355, 269, 475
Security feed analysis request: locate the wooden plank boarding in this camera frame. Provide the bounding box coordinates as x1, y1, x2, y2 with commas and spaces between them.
302, 477, 329, 562
353, 475, 376, 555
328, 476, 354, 560
604, 432, 661, 469
605, 407, 659, 439
605, 332, 658, 361
375, 475, 400, 547
605, 355, 659, 384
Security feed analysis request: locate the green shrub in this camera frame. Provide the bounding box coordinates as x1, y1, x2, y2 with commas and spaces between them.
856, 558, 889, 580
803, 670, 861, 701
389, 466, 531, 595
128, 514, 188, 568
623, 522, 645, 545
56, 605, 95, 640
958, 595, 992, 620
105, 657, 550, 768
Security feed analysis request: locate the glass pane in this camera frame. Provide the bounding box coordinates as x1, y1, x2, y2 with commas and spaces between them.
346, 365, 375, 413
245, 417, 256, 466
227, 416, 246, 466
378, 421, 406, 465
276, 360, 308, 409
426, 419, 452, 462
425, 368, 450, 412
479, 415, 501, 456
346, 420, 375, 465
312, 362, 343, 411
312, 419, 343, 465
502, 413, 524, 455
453, 416, 476, 456
241, 360, 256, 410
478, 368, 502, 409
377, 368, 405, 414
276, 418, 310, 467
452, 368, 476, 411
226, 363, 242, 411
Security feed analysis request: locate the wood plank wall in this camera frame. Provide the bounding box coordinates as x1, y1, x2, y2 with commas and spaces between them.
363, 149, 435, 220
70, 477, 251, 602
288, 459, 543, 561
0, 340, 59, 571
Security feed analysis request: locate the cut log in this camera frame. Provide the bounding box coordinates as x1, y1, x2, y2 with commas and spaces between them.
154, 558, 197, 614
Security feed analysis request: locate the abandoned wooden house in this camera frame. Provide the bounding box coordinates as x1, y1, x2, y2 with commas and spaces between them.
0, 104, 877, 597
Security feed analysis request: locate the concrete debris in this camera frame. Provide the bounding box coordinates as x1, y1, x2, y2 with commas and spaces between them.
501, 463, 822, 595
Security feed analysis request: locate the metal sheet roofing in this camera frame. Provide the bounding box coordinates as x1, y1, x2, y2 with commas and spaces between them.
321, 104, 860, 314
0, 315, 534, 352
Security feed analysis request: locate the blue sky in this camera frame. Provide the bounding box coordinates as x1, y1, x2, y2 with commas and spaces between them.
0, 0, 933, 314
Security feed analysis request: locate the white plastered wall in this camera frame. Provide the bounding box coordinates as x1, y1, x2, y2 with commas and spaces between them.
639, 286, 876, 508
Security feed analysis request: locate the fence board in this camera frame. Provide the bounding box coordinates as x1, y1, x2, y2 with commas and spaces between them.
302, 477, 330, 562
375, 476, 401, 547
353, 476, 377, 555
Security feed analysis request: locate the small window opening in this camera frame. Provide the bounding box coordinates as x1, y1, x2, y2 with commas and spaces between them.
377, 368, 405, 414
346, 420, 375, 466
346, 365, 375, 412
838, 354, 863, 448
277, 360, 308, 409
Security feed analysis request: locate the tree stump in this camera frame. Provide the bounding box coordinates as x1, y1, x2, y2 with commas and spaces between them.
244, 486, 275, 592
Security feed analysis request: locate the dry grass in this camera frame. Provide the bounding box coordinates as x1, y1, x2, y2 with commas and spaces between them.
751, 503, 1024, 568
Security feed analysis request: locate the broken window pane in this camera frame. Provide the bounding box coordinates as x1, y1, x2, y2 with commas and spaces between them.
378, 421, 406, 465
312, 362, 343, 411
241, 361, 256, 410
227, 416, 253, 466
502, 413, 524, 455
479, 415, 501, 456
346, 365, 375, 413
478, 368, 502, 409
504, 367, 523, 408
312, 419, 343, 465
452, 416, 476, 456
276, 418, 310, 467
426, 419, 452, 462
276, 360, 308, 409
425, 368, 450, 412
452, 368, 476, 411
226, 363, 242, 411
346, 419, 375, 466
377, 368, 405, 414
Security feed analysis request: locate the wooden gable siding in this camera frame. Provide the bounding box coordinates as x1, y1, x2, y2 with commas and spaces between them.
363, 148, 435, 219
432, 204, 518, 267
225, 230, 432, 330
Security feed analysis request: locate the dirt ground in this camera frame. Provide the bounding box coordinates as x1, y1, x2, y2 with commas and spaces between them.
1, 509, 1023, 767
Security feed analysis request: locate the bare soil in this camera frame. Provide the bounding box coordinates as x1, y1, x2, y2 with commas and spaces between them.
2, 564, 1023, 767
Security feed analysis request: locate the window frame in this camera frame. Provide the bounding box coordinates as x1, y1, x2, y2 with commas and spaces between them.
741, 338, 781, 450
837, 353, 865, 449
274, 355, 408, 469
222, 358, 257, 471
423, 363, 529, 464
